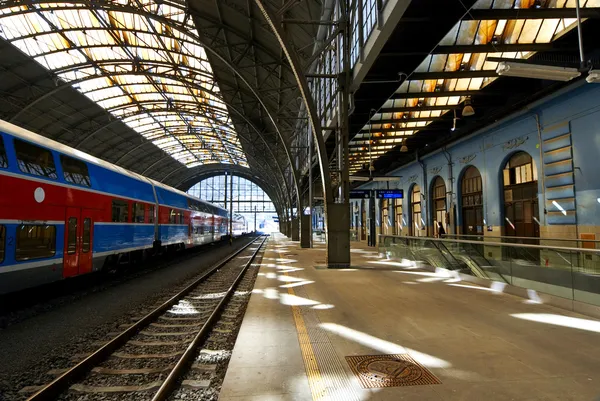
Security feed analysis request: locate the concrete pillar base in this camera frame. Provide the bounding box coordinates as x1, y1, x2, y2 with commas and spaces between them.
286, 220, 292, 238
300, 214, 311, 248
326, 202, 350, 268
291, 217, 299, 241
280, 222, 288, 237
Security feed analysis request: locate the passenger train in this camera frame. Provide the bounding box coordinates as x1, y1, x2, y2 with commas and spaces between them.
0, 119, 243, 294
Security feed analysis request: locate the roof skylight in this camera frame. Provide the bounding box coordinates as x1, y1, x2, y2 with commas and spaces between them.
350, 0, 597, 169
0, 0, 247, 168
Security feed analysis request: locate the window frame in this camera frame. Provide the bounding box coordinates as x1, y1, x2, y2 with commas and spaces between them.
132, 202, 145, 223
15, 224, 57, 261
82, 218, 91, 253
0, 135, 8, 169
0, 225, 5, 263
111, 199, 129, 223
147, 204, 155, 224
66, 217, 77, 255
14, 139, 58, 180
60, 154, 92, 187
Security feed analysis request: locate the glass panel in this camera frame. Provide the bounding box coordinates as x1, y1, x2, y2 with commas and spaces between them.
14, 139, 58, 179
0, 136, 7, 168
16, 225, 56, 261
112, 200, 129, 223
61, 155, 91, 187
133, 202, 145, 223
0, 6, 248, 168
82, 218, 91, 253
67, 217, 77, 255
148, 205, 155, 224
0, 225, 5, 263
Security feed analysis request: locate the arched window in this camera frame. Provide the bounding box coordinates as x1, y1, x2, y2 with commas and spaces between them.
461, 166, 483, 235
410, 185, 422, 236
502, 152, 539, 240
394, 197, 403, 235
187, 175, 276, 233
503, 151, 536, 187
431, 176, 447, 235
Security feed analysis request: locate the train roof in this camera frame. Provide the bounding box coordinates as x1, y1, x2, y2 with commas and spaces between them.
0, 119, 226, 212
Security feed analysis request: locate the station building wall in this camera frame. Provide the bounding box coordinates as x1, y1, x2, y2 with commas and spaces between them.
356, 80, 600, 245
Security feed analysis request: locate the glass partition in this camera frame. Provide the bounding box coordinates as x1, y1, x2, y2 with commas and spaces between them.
379, 234, 600, 307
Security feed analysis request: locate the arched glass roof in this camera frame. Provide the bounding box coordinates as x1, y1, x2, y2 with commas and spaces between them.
0, 1, 247, 168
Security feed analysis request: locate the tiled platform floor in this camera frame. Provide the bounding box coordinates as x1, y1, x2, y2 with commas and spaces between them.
219, 233, 600, 401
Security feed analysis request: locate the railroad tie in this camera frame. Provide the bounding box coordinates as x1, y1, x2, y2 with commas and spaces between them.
113, 351, 183, 359
70, 381, 163, 393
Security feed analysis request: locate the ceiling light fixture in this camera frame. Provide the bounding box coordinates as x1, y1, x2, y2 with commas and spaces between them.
496, 62, 581, 82
462, 97, 475, 117
400, 140, 408, 153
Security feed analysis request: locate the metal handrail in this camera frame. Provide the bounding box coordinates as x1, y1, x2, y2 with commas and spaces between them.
444, 233, 600, 244
378, 234, 600, 255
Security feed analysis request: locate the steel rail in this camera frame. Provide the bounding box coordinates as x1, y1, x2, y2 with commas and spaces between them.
26, 235, 263, 401
152, 235, 268, 401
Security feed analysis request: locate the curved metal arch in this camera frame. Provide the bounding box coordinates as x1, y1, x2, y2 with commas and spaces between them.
174, 164, 286, 213
1, 0, 302, 211
252, 0, 332, 205
73, 102, 232, 149
13, 67, 292, 199
106, 93, 293, 200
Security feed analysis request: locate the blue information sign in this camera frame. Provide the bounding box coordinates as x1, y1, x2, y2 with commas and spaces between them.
376, 189, 404, 199
349, 190, 371, 199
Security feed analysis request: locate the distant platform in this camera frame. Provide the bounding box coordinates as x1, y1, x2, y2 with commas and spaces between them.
219, 233, 600, 401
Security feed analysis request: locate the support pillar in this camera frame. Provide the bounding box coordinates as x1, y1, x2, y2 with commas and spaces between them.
326, 203, 350, 267
291, 217, 300, 241
326, 1, 351, 268
300, 214, 311, 248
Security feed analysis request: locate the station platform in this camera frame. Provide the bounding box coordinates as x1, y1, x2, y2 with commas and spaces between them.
219, 233, 600, 401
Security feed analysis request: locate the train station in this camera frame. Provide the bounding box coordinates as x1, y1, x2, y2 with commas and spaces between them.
1, 0, 600, 400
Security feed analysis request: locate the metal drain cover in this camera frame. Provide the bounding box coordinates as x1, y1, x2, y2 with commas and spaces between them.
345, 354, 441, 388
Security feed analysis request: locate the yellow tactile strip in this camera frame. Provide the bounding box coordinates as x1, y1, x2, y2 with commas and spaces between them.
275, 241, 361, 401
346, 354, 442, 388
288, 286, 328, 400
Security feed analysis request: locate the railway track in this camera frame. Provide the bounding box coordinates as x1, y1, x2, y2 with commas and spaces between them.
22, 235, 267, 401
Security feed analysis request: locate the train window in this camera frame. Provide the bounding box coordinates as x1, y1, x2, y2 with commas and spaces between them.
0, 225, 5, 263
82, 218, 91, 253
169, 209, 177, 224
15, 225, 56, 261
132, 202, 145, 223
148, 205, 155, 224
179, 212, 185, 224
67, 217, 77, 255
112, 200, 129, 222
0, 136, 7, 168
14, 139, 58, 179
61, 155, 91, 187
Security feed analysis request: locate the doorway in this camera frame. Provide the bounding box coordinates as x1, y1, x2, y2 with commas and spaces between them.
460, 166, 483, 236
410, 185, 422, 237
502, 151, 540, 261
431, 176, 447, 236
64, 207, 94, 278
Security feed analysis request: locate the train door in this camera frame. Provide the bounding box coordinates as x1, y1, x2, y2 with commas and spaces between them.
63, 207, 93, 278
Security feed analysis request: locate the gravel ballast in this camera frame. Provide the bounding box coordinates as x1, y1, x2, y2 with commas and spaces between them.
0, 237, 257, 401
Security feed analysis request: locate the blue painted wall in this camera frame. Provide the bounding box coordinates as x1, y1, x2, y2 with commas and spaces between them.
358, 80, 600, 232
